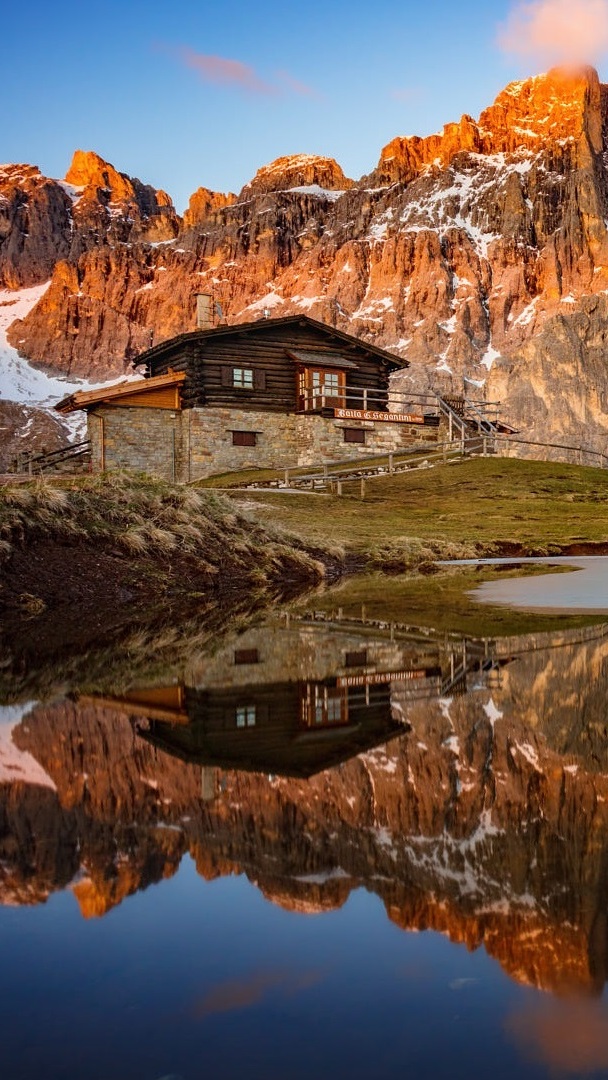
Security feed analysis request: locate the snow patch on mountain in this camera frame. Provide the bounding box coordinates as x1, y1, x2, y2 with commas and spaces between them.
0, 282, 120, 437
0, 703, 57, 790
287, 185, 345, 201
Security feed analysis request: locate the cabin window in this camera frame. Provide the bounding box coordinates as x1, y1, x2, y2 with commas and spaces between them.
345, 649, 368, 667
343, 427, 366, 444
236, 705, 256, 728
233, 367, 254, 389
317, 371, 339, 395
221, 366, 266, 390
300, 684, 348, 728
232, 430, 257, 447
234, 648, 259, 665
298, 367, 346, 410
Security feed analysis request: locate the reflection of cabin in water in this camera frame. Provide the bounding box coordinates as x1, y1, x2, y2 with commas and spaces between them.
82, 620, 451, 779
133, 677, 408, 779
56, 311, 445, 481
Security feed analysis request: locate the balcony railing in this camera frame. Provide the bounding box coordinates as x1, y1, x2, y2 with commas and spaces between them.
297, 384, 502, 431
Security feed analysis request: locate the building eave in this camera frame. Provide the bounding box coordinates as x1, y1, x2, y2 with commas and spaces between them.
55, 371, 187, 414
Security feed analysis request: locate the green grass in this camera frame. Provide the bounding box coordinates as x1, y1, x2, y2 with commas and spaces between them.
219, 457, 608, 558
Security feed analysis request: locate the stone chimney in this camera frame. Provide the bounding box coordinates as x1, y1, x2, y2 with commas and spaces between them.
195, 292, 213, 330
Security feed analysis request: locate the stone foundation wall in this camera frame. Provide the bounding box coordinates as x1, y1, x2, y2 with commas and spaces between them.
89, 408, 185, 479
88, 405, 441, 481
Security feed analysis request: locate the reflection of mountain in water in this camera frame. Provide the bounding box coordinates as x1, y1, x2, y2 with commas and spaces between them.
2, 614, 608, 998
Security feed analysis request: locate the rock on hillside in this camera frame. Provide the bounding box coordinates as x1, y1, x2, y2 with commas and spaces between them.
0, 401, 73, 471
5, 69, 608, 448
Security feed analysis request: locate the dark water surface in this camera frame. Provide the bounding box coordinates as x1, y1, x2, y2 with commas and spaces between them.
3, 585, 608, 1079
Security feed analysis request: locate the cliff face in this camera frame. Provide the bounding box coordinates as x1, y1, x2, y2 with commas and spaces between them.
3, 626, 608, 996
4, 68, 608, 446
0, 165, 73, 289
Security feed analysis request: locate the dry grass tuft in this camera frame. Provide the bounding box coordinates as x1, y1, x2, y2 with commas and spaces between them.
118, 528, 149, 555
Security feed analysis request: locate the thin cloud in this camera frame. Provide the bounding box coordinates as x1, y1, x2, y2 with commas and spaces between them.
178, 48, 278, 95
194, 969, 322, 1017
173, 47, 320, 99
497, 0, 608, 67
276, 69, 321, 99
506, 1000, 608, 1073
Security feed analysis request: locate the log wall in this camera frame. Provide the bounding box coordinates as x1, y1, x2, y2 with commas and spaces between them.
148, 323, 396, 412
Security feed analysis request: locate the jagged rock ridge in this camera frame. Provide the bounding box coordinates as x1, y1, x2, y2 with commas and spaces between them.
4, 68, 608, 447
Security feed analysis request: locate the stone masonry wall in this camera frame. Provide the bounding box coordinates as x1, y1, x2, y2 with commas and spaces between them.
89, 407, 185, 479
88, 405, 440, 481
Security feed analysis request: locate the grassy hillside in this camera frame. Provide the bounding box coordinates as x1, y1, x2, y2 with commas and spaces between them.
215, 457, 608, 560
0, 473, 325, 647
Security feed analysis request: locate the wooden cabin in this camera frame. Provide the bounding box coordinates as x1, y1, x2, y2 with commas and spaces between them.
57, 314, 440, 481
141, 314, 402, 413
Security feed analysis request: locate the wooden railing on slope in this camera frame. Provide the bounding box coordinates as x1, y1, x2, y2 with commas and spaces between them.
11, 440, 92, 476
232, 430, 608, 495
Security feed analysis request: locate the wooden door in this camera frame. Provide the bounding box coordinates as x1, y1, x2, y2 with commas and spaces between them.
298, 368, 346, 410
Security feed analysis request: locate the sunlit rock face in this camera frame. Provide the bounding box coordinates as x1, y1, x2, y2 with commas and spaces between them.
5, 68, 608, 441
2, 625, 608, 996
0, 165, 73, 289
182, 187, 237, 230
238, 154, 354, 198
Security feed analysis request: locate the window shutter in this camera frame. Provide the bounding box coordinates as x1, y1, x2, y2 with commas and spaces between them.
221, 366, 233, 388
253, 369, 266, 390
344, 428, 366, 444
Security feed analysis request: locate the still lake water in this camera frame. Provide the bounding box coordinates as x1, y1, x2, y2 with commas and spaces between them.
3, 568, 608, 1079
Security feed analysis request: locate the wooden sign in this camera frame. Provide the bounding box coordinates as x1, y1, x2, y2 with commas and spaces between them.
337, 669, 430, 688
334, 407, 425, 424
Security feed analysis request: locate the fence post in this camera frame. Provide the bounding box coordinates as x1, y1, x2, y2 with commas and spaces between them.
483, 436, 487, 457
388, 453, 394, 474
337, 480, 343, 496
284, 468, 290, 486
360, 479, 366, 499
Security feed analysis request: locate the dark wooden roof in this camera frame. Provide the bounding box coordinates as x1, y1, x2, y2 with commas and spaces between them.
286, 348, 359, 370
139, 315, 409, 373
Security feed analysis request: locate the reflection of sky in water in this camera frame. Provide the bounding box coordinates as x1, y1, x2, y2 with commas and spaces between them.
5, 859, 605, 1080
469, 557, 608, 611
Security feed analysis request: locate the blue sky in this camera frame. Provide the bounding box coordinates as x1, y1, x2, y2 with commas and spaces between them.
4, 0, 608, 212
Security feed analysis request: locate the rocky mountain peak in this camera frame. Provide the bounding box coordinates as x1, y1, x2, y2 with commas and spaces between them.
183, 186, 237, 229
62, 149, 180, 248
0, 163, 73, 288
479, 65, 602, 155
368, 65, 603, 187
5, 68, 608, 454
65, 149, 135, 201
239, 153, 354, 198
